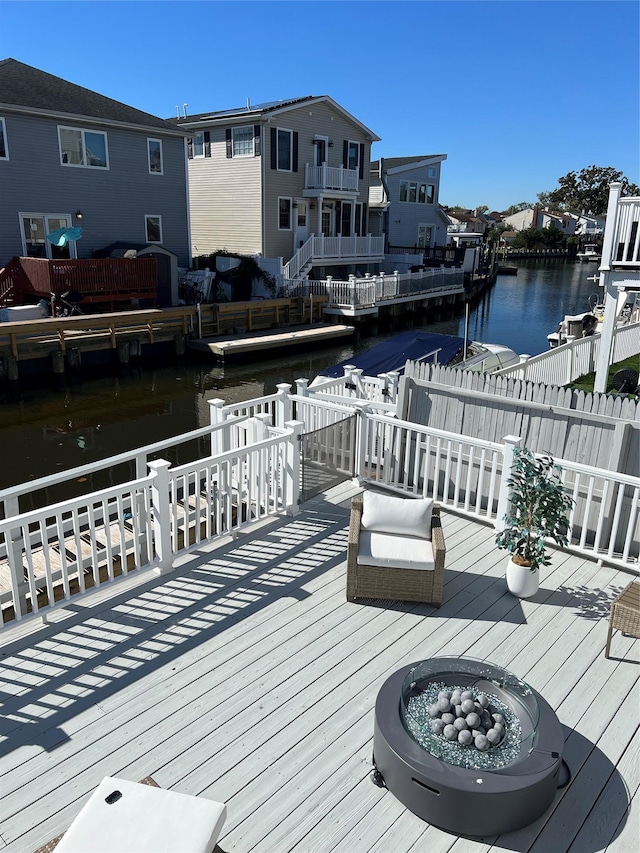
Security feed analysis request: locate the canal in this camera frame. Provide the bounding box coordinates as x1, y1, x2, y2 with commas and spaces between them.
0, 259, 600, 492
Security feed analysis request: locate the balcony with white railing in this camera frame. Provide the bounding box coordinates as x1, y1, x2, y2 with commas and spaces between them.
304, 163, 359, 193
282, 234, 385, 280
612, 197, 640, 267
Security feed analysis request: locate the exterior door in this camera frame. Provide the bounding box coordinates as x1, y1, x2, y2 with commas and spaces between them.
341, 202, 352, 237
314, 136, 328, 167
418, 224, 433, 248
321, 203, 335, 237
294, 199, 310, 248
20, 214, 76, 259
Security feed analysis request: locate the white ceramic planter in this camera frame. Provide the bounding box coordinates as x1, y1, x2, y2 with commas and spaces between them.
506, 557, 539, 598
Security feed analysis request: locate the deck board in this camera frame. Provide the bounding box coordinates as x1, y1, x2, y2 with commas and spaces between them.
0, 483, 638, 853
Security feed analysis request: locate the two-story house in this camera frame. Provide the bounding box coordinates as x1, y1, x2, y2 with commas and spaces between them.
0, 59, 190, 278
368, 156, 449, 252
176, 96, 384, 280
501, 206, 576, 237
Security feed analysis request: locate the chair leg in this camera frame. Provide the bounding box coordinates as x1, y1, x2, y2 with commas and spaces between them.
604, 623, 614, 659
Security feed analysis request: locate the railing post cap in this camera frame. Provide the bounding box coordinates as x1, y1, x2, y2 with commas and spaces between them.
148, 458, 171, 472
209, 398, 226, 408
503, 435, 522, 446
276, 382, 292, 393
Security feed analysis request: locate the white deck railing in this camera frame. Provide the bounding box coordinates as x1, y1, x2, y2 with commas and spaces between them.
612, 197, 640, 266
304, 163, 358, 192
282, 267, 464, 309
1, 387, 638, 631
282, 234, 385, 280
493, 321, 640, 385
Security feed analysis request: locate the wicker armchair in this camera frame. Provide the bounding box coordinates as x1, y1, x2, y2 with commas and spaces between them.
346, 494, 446, 606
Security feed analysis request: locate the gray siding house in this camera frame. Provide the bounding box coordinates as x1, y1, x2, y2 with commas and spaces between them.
176, 96, 384, 279
0, 59, 191, 269
368, 155, 449, 251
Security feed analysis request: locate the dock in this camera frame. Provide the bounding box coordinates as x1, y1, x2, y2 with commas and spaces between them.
188, 323, 354, 359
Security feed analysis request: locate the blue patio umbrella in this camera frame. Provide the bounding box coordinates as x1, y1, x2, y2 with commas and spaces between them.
45, 226, 83, 247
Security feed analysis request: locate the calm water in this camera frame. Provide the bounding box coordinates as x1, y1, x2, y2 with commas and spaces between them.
0, 259, 600, 492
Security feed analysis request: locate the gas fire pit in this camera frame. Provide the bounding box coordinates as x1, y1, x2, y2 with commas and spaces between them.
372, 658, 566, 836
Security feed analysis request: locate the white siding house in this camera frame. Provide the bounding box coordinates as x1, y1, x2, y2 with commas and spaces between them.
177, 97, 384, 279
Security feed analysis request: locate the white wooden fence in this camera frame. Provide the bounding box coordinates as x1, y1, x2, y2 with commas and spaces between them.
492, 321, 640, 386
401, 361, 640, 474
1, 386, 638, 632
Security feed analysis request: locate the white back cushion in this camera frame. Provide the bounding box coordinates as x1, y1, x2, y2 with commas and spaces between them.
361, 491, 432, 540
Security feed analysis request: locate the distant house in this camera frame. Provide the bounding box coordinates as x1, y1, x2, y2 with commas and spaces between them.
0, 59, 191, 269
446, 209, 487, 239
367, 155, 449, 251
567, 212, 605, 238
176, 97, 383, 280
501, 206, 576, 236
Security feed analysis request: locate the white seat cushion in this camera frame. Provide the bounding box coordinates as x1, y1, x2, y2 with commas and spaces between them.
361, 491, 432, 540
55, 777, 227, 853
357, 530, 435, 571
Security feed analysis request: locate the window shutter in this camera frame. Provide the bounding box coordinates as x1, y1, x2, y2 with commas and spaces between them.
342, 141, 348, 169
254, 125, 261, 156
292, 132, 298, 172
335, 201, 342, 234
226, 129, 232, 158
187, 138, 194, 159
359, 143, 365, 180
270, 128, 277, 169
204, 131, 211, 158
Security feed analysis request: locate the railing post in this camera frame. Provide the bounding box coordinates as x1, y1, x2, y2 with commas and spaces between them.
495, 435, 522, 531
284, 420, 303, 515
386, 370, 400, 403
518, 354, 530, 381
5, 495, 28, 620
351, 367, 364, 397
209, 398, 228, 455
565, 338, 576, 384
349, 273, 357, 307
355, 404, 372, 483
148, 459, 173, 574
275, 383, 293, 427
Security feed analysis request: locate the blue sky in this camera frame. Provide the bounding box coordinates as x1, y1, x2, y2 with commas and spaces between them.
1, 0, 638, 211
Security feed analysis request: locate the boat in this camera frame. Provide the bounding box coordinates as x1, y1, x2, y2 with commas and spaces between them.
576, 244, 602, 263
547, 292, 640, 348
314, 331, 520, 381
497, 265, 518, 275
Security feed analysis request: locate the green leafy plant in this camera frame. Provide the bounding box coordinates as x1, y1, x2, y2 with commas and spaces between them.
496, 447, 573, 572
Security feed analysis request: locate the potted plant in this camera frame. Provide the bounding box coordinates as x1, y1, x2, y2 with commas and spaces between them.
496, 447, 573, 598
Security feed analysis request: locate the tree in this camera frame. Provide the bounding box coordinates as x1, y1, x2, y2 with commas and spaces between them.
503, 202, 534, 216
541, 166, 640, 216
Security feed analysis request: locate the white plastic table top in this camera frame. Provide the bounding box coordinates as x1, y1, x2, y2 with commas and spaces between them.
54, 776, 227, 853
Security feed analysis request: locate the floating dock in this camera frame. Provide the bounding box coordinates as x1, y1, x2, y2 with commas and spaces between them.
188, 323, 354, 360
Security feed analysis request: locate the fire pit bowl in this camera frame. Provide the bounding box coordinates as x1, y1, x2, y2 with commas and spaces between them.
373, 657, 565, 836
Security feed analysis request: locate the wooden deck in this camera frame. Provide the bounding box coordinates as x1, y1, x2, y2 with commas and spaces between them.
188, 323, 354, 359
0, 481, 638, 853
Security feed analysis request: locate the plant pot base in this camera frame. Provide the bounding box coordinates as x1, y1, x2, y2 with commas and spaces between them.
506, 557, 539, 598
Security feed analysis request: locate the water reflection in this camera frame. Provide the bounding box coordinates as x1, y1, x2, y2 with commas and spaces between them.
0, 260, 599, 492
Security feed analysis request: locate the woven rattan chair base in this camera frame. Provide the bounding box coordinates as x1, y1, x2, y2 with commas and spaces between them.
605, 580, 640, 659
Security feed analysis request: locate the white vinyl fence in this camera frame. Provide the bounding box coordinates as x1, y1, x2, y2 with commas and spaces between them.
1, 388, 638, 632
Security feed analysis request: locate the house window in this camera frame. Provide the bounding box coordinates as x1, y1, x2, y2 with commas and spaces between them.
20, 214, 76, 259
193, 131, 205, 158
59, 126, 108, 168
145, 215, 163, 243
278, 198, 292, 230
0, 118, 8, 159
147, 139, 163, 174
346, 141, 359, 172
233, 126, 254, 157
427, 167, 437, 178
277, 129, 293, 171
400, 181, 435, 204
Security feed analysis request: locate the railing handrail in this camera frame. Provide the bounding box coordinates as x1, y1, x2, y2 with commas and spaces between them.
0, 473, 155, 530
0, 414, 251, 504
168, 428, 292, 477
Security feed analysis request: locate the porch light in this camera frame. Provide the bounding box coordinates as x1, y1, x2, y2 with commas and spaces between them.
74, 210, 83, 220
